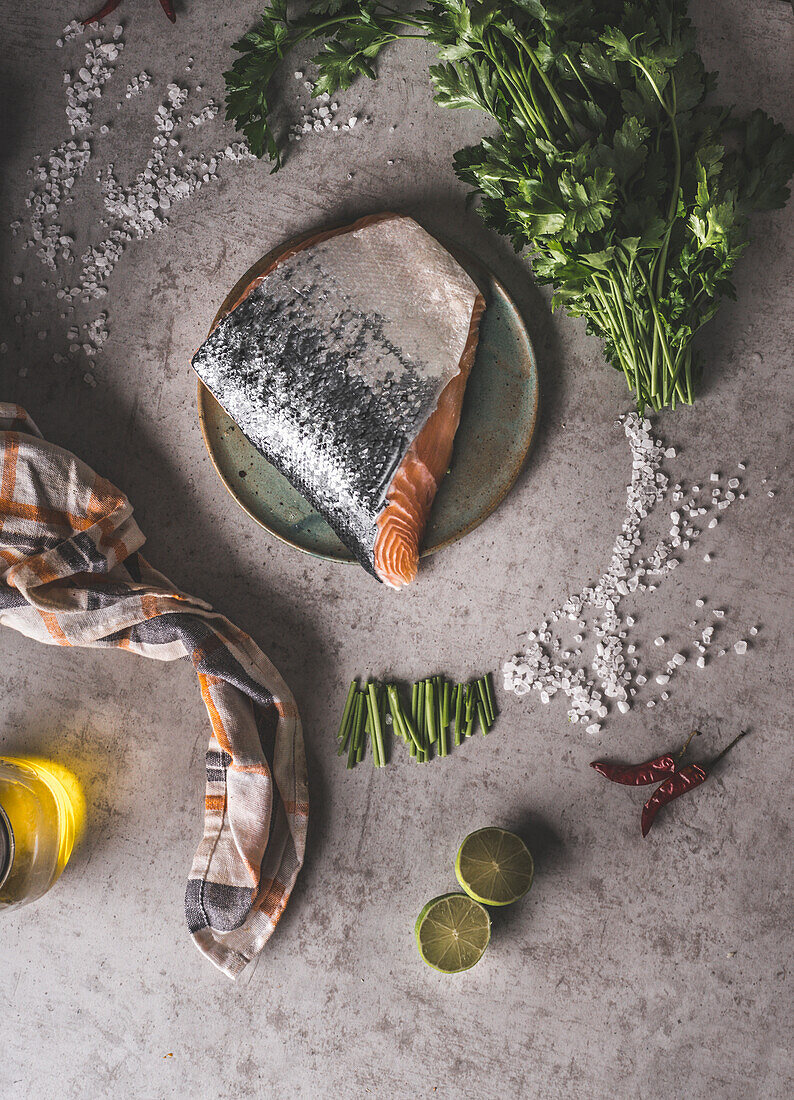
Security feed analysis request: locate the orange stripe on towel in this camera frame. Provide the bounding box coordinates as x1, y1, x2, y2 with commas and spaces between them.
198, 672, 232, 756
253, 877, 288, 920
38, 610, 70, 646
0, 433, 19, 537
204, 793, 226, 816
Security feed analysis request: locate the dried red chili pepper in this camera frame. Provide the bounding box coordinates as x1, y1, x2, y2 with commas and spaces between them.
641, 730, 748, 838
641, 764, 708, 836
590, 754, 677, 785
82, 0, 176, 26
591, 729, 699, 786
82, 0, 122, 25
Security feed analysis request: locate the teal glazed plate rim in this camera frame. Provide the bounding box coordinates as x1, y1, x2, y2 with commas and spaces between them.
197, 226, 539, 565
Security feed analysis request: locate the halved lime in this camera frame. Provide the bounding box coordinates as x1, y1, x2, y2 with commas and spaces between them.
415, 892, 491, 973
455, 827, 534, 906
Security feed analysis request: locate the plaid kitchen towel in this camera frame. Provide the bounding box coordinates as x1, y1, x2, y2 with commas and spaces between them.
0, 404, 308, 979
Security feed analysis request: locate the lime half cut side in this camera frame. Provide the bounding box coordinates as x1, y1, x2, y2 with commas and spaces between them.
415, 892, 491, 973
455, 827, 534, 906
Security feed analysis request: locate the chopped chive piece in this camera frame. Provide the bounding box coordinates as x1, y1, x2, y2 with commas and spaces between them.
476, 695, 489, 736
347, 693, 363, 768
369, 684, 382, 766
477, 679, 492, 727
425, 678, 437, 744
411, 682, 419, 725
464, 684, 475, 737
438, 720, 449, 757
454, 683, 463, 745
390, 685, 422, 751
337, 680, 357, 742
386, 686, 405, 743
441, 679, 450, 729
409, 740, 417, 758
416, 680, 426, 741
356, 693, 367, 762
484, 672, 497, 721
367, 682, 387, 767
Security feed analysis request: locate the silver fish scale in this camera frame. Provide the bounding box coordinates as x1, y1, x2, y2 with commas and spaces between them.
192, 216, 479, 576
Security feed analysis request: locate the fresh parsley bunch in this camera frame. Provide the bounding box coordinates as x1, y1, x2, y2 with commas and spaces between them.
225, 0, 794, 412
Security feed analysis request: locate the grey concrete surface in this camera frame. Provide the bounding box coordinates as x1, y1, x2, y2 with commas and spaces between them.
0, 2, 792, 1097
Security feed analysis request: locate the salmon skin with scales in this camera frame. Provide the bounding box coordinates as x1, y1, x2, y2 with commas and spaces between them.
192, 213, 485, 587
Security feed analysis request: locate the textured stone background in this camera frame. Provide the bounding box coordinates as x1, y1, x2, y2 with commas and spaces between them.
0, 2, 792, 1097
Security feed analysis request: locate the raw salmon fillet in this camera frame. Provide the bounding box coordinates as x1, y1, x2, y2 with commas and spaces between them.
192, 213, 485, 587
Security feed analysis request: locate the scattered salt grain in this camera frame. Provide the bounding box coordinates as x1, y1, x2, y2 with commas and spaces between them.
696, 656, 705, 668
704, 554, 711, 562
656, 673, 670, 685
708, 518, 718, 528
710, 472, 719, 482
654, 636, 665, 647
695, 598, 704, 607
750, 626, 758, 636
733, 640, 747, 655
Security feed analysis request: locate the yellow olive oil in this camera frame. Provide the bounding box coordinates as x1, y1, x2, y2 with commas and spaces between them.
0, 757, 82, 910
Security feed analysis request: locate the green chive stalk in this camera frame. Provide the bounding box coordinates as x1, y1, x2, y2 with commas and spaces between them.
337, 680, 357, 743
484, 673, 497, 723
368, 682, 387, 767
464, 685, 475, 738
425, 678, 437, 744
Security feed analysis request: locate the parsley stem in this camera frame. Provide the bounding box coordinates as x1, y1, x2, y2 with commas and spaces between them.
516, 32, 576, 138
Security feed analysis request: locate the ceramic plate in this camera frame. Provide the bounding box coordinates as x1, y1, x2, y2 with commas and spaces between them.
197, 230, 539, 563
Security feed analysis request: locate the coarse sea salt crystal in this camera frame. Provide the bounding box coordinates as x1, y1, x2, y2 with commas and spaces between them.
696, 598, 704, 607
704, 554, 711, 562
750, 626, 758, 636
708, 518, 718, 528
710, 472, 719, 482
654, 636, 665, 647
734, 640, 748, 655
656, 673, 670, 685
